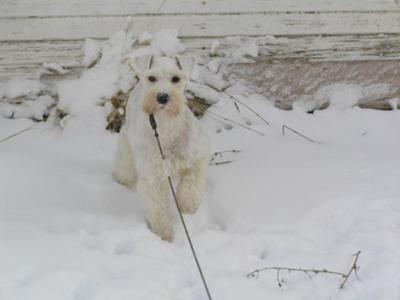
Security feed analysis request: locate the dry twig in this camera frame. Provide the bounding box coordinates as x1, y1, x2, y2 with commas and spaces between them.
282, 125, 315, 143
339, 251, 361, 289
209, 149, 240, 166
209, 160, 234, 166
0, 123, 38, 144
201, 84, 271, 126
247, 251, 361, 289
206, 110, 265, 136
224, 91, 270, 126
188, 92, 265, 136
209, 149, 241, 162
233, 101, 240, 113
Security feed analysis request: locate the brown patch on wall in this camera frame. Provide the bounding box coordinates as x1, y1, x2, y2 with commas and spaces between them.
358, 99, 394, 110
225, 60, 400, 111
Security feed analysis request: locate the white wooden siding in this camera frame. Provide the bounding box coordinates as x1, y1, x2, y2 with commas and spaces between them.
2, 12, 400, 41
2, 0, 399, 18
1, 0, 400, 80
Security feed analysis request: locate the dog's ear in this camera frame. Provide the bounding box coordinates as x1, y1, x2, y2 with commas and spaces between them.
121, 54, 155, 76
175, 56, 195, 79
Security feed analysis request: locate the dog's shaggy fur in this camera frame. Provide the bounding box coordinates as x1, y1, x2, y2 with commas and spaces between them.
113, 55, 209, 241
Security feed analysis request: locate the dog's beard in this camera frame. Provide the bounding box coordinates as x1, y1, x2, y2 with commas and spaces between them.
142, 90, 185, 118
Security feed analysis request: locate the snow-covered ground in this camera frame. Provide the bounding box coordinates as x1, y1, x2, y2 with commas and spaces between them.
1, 30, 400, 300
1, 94, 400, 299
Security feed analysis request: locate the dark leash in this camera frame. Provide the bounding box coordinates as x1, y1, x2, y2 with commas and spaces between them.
149, 114, 213, 300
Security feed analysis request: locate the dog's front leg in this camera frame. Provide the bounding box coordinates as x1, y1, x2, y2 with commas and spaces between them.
137, 177, 173, 242
113, 131, 137, 187
177, 159, 207, 214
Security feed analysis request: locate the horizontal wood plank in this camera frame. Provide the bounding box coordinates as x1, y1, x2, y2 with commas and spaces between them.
2, 34, 400, 80
1, 0, 399, 18
2, 12, 400, 41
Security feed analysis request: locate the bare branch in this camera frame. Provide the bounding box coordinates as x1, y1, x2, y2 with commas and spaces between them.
340, 251, 362, 289
199, 83, 271, 126
187, 92, 266, 136
209, 149, 240, 166
224, 92, 270, 126
0, 124, 38, 144
206, 110, 265, 136
304, 270, 312, 279
282, 125, 315, 143
247, 251, 362, 290
209, 149, 241, 163
209, 160, 234, 166
247, 266, 345, 280
277, 269, 282, 288
233, 101, 240, 113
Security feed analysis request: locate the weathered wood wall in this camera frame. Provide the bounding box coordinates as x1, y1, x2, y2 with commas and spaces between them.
1, 0, 400, 109
1, 0, 400, 79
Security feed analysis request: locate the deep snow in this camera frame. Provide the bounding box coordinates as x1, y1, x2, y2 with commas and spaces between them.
1, 96, 400, 300
1, 30, 400, 300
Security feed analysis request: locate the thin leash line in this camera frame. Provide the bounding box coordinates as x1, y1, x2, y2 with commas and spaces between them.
149, 114, 213, 300
167, 176, 213, 300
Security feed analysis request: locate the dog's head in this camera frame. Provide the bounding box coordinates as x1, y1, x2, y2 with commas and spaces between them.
127, 55, 194, 118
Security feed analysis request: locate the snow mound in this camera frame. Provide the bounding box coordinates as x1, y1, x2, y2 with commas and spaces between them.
57, 31, 136, 115
0, 79, 54, 120
150, 29, 186, 56
82, 39, 102, 67
0, 95, 55, 120
0, 79, 45, 100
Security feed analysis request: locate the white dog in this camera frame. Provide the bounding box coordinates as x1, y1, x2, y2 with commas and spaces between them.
113, 55, 209, 241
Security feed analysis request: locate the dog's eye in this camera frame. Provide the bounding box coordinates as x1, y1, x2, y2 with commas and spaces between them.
148, 76, 157, 82
171, 76, 180, 83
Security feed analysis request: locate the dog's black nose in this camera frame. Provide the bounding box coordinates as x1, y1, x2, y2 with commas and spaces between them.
157, 93, 169, 104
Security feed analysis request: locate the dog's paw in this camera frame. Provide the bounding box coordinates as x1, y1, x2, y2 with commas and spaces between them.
177, 188, 201, 214
159, 231, 174, 243
178, 201, 200, 214
112, 171, 136, 188
148, 222, 174, 242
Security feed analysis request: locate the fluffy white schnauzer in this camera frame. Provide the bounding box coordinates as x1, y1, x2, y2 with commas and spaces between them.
113, 55, 209, 241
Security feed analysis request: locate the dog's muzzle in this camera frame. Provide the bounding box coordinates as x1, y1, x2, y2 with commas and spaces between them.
157, 93, 169, 104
